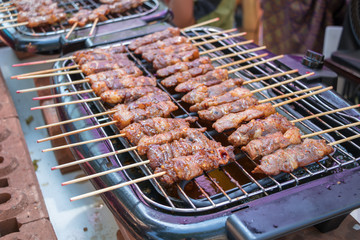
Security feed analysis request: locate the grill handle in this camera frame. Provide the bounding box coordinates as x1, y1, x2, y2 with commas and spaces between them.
226, 167, 360, 240
141, 9, 172, 22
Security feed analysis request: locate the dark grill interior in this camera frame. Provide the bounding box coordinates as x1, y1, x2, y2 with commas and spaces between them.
53, 27, 360, 214
1, 0, 158, 36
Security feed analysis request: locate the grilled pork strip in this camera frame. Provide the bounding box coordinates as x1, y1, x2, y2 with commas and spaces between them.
182, 78, 245, 105
213, 103, 276, 132
112, 100, 178, 129
128, 27, 181, 51
252, 138, 334, 175
153, 49, 200, 70
242, 127, 302, 160
160, 64, 215, 87
135, 36, 190, 55
190, 87, 253, 112
228, 114, 294, 147
100, 86, 162, 104
86, 67, 143, 85
156, 57, 212, 77
137, 127, 206, 155
81, 59, 135, 75
153, 146, 235, 185
142, 43, 197, 62
91, 76, 156, 95
121, 117, 197, 145
147, 131, 221, 169
198, 96, 259, 121
175, 69, 229, 92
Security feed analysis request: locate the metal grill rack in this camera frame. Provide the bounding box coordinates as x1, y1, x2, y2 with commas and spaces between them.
0, 0, 159, 37
52, 27, 360, 214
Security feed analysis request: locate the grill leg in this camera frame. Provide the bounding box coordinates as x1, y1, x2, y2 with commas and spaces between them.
314, 214, 348, 233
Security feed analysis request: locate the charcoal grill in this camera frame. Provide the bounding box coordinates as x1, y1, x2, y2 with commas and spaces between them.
0, 0, 169, 53
48, 27, 360, 239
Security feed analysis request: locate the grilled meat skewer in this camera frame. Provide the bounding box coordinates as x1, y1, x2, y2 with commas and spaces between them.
153, 49, 200, 69
73, 46, 126, 60
242, 127, 302, 160
190, 87, 253, 112
147, 130, 222, 169
137, 127, 207, 155
68, 9, 92, 27
100, 86, 162, 104
108, 0, 145, 14
89, 5, 110, 21
142, 43, 197, 62
153, 146, 235, 185
160, 64, 215, 87
86, 67, 143, 85
182, 78, 245, 104
135, 36, 190, 55
228, 114, 295, 147
81, 59, 136, 75
128, 27, 181, 51
156, 56, 212, 77
112, 100, 178, 129
120, 117, 198, 145
198, 96, 259, 121
175, 69, 229, 92
252, 138, 334, 175
213, 103, 276, 132
91, 75, 156, 95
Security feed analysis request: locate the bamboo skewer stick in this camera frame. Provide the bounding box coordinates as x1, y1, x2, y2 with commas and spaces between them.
88, 17, 98, 36
70, 171, 166, 201
52, 146, 138, 170
31, 96, 101, 110
292, 104, 360, 123
273, 86, 333, 108
258, 86, 323, 103
0, 13, 17, 19
31, 72, 312, 110
244, 69, 298, 85
228, 55, 284, 74
0, 17, 16, 23
12, 65, 79, 79
16, 79, 89, 93
329, 134, 360, 146
12, 56, 75, 67
37, 120, 117, 143
251, 72, 315, 94
43, 133, 125, 152
0, 6, 16, 13
302, 121, 360, 139
36, 109, 117, 130
181, 17, 219, 31
62, 160, 150, 186
216, 53, 268, 69
211, 46, 266, 61
0, 21, 27, 30
200, 40, 253, 55
188, 28, 237, 40
65, 22, 78, 39
193, 32, 246, 47
32, 89, 93, 101
17, 69, 83, 80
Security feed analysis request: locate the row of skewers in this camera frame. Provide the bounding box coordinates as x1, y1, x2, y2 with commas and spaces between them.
13, 21, 360, 201
0, 0, 147, 38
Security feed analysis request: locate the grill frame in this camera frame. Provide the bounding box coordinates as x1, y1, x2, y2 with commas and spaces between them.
51, 27, 360, 238
0, 0, 168, 53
